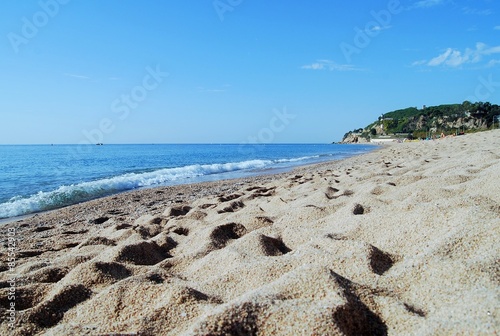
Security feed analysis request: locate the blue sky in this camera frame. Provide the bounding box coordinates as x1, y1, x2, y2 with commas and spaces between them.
0, 0, 499, 144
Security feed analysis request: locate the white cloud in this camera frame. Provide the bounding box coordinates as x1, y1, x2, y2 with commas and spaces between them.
495, 26, 500, 30
415, 43, 500, 68
486, 60, 500, 68
367, 25, 392, 33
428, 49, 453, 66
475, 42, 500, 56
462, 7, 493, 15
301, 62, 327, 70
414, 0, 445, 8
301, 60, 362, 72
411, 60, 427, 66
64, 73, 90, 80
412, 60, 427, 66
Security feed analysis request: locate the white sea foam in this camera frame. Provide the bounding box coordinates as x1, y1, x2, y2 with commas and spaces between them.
0, 158, 316, 219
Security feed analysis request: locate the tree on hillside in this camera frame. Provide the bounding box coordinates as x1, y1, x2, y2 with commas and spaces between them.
341, 101, 499, 142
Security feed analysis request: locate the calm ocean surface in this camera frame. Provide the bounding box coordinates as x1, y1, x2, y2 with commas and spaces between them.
0, 144, 374, 219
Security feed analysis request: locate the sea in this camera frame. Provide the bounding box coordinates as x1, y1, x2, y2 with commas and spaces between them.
0, 144, 374, 219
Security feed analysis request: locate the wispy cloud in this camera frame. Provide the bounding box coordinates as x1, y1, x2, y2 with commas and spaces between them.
495, 26, 500, 30
412, 60, 427, 66
413, 42, 500, 68
414, 0, 445, 8
486, 59, 500, 68
462, 7, 493, 15
64, 73, 90, 80
301, 60, 363, 72
368, 25, 392, 33
428, 49, 464, 67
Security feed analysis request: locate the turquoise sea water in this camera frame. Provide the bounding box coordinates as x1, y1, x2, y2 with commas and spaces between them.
0, 144, 374, 219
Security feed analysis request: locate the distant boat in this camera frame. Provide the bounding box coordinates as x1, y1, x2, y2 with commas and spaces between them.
96, 143, 104, 146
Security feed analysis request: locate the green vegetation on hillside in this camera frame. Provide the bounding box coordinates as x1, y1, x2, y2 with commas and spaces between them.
343, 101, 500, 142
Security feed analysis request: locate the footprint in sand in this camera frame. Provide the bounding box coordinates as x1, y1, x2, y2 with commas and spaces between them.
250, 234, 292, 256
80, 236, 116, 247
325, 187, 340, 200
114, 240, 175, 266
217, 200, 245, 214
188, 210, 208, 220
172, 227, 189, 236
166, 205, 192, 217
115, 223, 133, 230
27, 266, 69, 284
32, 226, 54, 233
64, 261, 132, 289
135, 224, 163, 239
18, 250, 45, 258
107, 209, 128, 216
218, 194, 242, 202
62, 229, 89, 235
209, 223, 247, 249
246, 186, 276, 198
326, 187, 354, 200
199, 203, 216, 210
29, 284, 93, 328
91, 217, 110, 225
59, 242, 79, 250
0, 284, 50, 311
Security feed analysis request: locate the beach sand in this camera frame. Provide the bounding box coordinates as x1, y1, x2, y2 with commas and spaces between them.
1, 130, 499, 335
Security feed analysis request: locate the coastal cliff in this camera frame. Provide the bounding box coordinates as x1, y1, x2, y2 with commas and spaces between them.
340, 101, 500, 143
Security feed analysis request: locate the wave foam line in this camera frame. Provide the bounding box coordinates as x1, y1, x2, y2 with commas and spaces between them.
0, 157, 318, 219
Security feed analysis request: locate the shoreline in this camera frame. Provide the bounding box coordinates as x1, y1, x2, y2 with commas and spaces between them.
1, 131, 498, 335
0, 147, 382, 225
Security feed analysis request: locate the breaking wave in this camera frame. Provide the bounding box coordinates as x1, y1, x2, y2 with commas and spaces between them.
0, 157, 320, 219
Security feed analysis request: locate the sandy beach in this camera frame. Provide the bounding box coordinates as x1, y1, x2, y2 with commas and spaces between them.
1, 130, 499, 335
